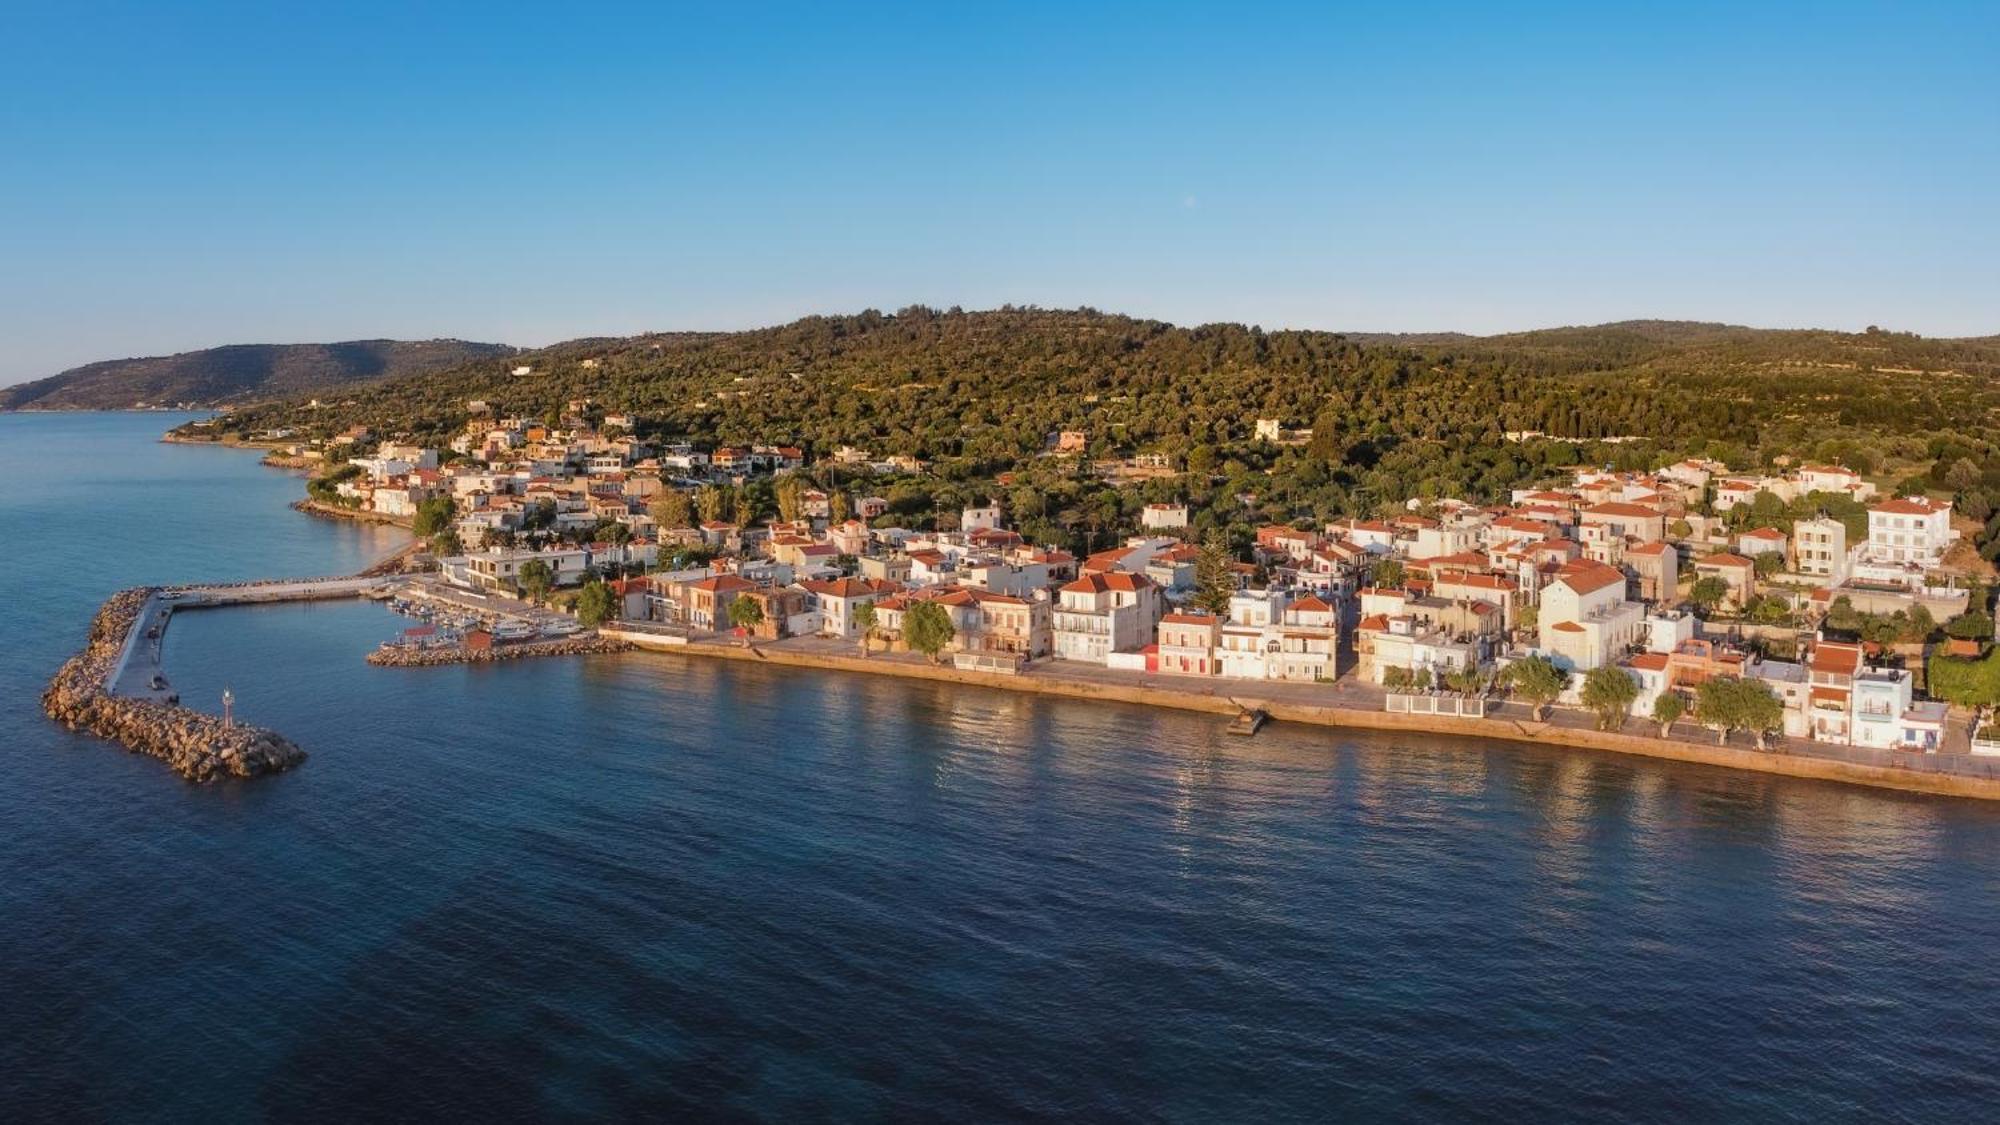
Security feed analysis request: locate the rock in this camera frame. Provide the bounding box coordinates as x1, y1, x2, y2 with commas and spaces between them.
41, 587, 307, 782
365, 634, 633, 668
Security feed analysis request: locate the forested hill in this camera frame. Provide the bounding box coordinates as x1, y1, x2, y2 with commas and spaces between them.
1, 339, 516, 411
195, 307, 2000, 532
209, 308, 2000, 452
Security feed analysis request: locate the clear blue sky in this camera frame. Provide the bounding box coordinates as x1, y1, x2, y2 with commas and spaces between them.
3, 1, 1995, 385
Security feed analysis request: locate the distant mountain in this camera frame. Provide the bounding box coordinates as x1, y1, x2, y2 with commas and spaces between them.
0, 339, 517, 411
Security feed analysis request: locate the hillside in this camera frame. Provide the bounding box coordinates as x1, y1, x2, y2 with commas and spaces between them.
1, 339, 516, 411
208, 308, 2000, 456
191, 307, 2000, 561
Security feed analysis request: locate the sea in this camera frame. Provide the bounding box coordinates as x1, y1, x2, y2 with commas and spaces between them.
3, 411, 1999, 1123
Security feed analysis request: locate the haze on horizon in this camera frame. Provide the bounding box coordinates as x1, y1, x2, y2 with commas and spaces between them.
2, 1, 1995, 387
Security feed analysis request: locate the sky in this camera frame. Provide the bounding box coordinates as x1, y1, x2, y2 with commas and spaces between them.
2, 0, 1996, 385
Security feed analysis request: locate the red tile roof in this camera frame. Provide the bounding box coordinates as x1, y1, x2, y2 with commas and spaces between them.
1871, 496, 1948, 516
1550, 559, 1625, 595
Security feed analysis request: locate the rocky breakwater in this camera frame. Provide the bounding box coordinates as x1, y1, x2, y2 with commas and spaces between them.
367, 635, 634, 667
41, 588, 307, 781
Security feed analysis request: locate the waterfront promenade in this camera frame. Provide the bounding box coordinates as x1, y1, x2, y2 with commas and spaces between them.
604, 625, 2000, 801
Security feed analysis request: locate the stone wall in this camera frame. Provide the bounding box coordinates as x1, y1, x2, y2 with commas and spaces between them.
366, 635, 633, 667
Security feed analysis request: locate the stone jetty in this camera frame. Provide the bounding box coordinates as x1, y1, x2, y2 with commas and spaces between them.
367, 635, 633, 667
42, 588, 306, 782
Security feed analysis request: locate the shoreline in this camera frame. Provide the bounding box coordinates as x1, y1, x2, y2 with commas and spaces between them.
291, 497, 415, 528
606, 629, 2000, 803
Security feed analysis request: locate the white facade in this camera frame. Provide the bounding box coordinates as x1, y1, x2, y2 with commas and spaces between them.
1865, 498, 1956, 569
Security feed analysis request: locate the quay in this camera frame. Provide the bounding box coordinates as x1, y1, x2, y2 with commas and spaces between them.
603, 626, 2000, 803
106, 576, 397, 704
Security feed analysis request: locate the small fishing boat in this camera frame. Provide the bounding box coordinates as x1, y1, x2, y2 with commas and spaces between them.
1226, 708, 1269, 736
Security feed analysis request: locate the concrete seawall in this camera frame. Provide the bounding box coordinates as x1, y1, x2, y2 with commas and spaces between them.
608, 629, 2000, 803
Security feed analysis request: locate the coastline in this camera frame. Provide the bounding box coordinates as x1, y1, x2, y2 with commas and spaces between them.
42, 418, 1990, 803
291, 497, 414, 528
607, 629, 2000, 803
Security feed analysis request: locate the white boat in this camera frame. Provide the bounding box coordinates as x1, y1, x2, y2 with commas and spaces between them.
540, 620, 582, 637
490, 620, 536, 641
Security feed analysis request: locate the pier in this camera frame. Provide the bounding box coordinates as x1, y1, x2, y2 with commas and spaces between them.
103, 576, 397, 704
48, 575, 397, 782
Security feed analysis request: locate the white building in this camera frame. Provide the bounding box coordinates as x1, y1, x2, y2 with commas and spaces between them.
1051, 572, 1162, 663
1864, 496, 1956, 569
960, 502, 1003, 532
1538, 559, 1644, 672
1793, 516, 1849, 582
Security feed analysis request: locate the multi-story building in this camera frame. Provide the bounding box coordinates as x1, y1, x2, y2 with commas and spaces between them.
1864, 496, 1956, 569
1269, 595, 1339, 682
1807, 640, 1864, 743
1793, 516, 1848, 582
1538, 559, 1644, 671
1051, 572, 1162, 664
1157, 612, 1221, 676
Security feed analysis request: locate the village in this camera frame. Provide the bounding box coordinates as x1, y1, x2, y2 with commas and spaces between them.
280, 400, 2000, 763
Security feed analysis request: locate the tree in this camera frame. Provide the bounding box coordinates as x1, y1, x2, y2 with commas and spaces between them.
516, 558, 554, 604
904, 601, 956, 663
696, 485, 730, 526
1580, 665, 1639, 730
412, 496, 456, 538
852, 602, 878, 657
1504, 655, 1566, 720
575, 579, 617, 627
726, 594, 764, 645
522, 498, 557, 532
775, 474, 805, 524
1382, 667, 1411, 691
1737, 680, 1785, 750
1753, 551, 1783, 579
1652, 691, 1686, 737
1948, 609, 1995, 641
1444, 665, 1486, 695
1193, 530, 1236, 616
1689, 576, 1731, 613
829, 490, 851, 523
1927, 647, 2000, 709
1368, 557, 1405, 590
430, 527, 463, 557
1695, 676, 1784, 748
650, 488, 692, 530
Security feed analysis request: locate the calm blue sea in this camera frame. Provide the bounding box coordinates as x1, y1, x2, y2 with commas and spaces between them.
4, 412, 2000, 1122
